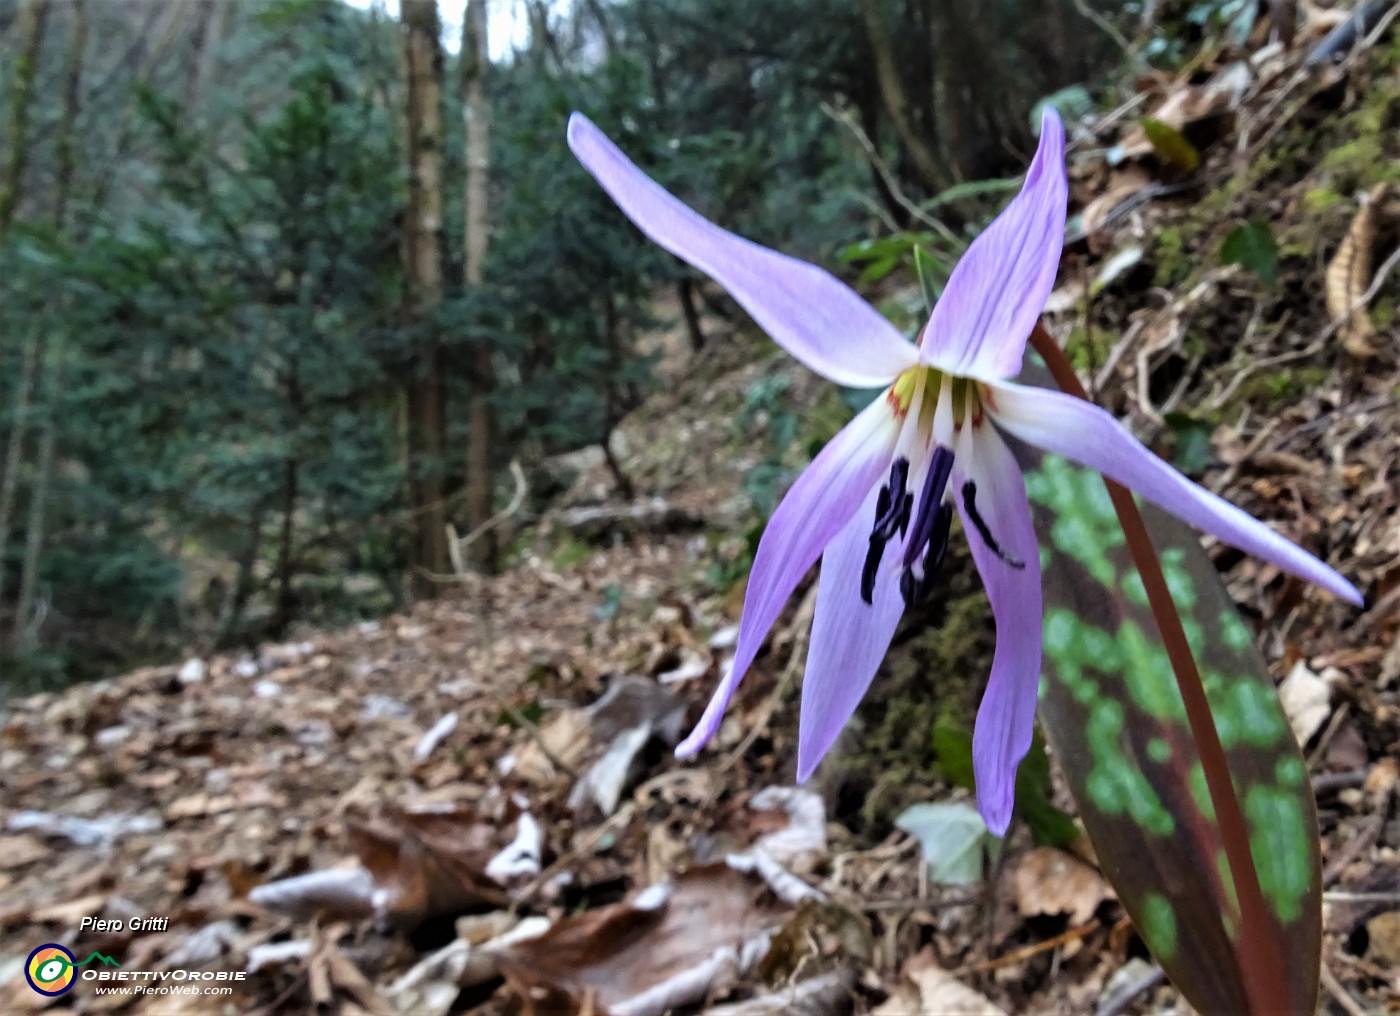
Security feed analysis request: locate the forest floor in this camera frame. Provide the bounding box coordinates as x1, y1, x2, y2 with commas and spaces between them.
3, 11, 1400, 1016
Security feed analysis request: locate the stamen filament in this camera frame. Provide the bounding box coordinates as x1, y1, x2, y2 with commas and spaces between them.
961, 481, 1025, 569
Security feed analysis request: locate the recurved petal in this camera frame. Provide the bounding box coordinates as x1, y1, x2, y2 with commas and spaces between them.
568, 114, 919, 388
919, 108, 1068, 382
796, 479, 911, 781
955, 423, 1043, 836
676, 394, 900, 759
989, 382, 1364, 605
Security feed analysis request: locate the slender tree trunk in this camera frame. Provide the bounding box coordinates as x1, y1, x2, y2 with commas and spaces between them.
3, 0, 82, 638
400, 0, 450, 594
859, 0, 943, 193
272, 362, 303, 634
13, 342, 65, 649
190, 0, 228, 111
52, 0, 86, 233
0, 0, 50, 243
0, 330, 41, 607
600, 293, 634, 500
217, 508, 266, 645
461, 0, 497, 570
678, 278, 705, 352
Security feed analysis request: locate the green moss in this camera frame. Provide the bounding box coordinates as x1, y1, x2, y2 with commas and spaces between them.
1302, 187, 1341, 213
843, 574, 995, 833
1064, 326, 1112, 373
1236, 366, 1330, 409
1152, 227, 1192, 288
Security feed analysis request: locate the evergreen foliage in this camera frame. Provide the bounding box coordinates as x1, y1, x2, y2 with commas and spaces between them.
0, 0, 1120, 688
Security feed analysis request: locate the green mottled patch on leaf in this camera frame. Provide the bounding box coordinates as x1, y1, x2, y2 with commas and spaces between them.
1276, 756, 1306, 787
1159, 548, 1197, 609
1142, 892, 1179, 960
1246, 784, 1311, 923
1218, 610, 1253, 651
1225, 682, 1290, 749
1190, 761, 1216, 823
1086, 699, 1175, 835
1027, 445, 1322, 1016
1052, 514, 1118, 585
1117, 621, 1186, 722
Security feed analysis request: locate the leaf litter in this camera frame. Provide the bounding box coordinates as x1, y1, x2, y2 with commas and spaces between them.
3, 10, 1400, 1015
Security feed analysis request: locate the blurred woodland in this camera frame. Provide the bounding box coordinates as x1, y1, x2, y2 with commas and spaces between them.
0, 0, 1112, 688
2, 1, 1400, 1015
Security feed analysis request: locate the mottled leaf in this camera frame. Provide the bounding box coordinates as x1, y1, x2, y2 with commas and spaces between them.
1024, 450, 1321, 1016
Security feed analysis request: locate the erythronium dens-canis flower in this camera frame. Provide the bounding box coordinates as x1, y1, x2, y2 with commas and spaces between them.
566, 109, 1362, 834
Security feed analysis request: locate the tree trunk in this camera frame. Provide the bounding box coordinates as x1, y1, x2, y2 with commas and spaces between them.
52, 0, 86, 233
273, 363, 303, 634
600, 293, 634, 500
0, 330, 41, 609
400, 0, 450, 594
3, 0, 82, 636
13, 342, 65, 649
859, 0, 943, 193
0, 0, 50, 243
677, 278, 705, 352
461, 0, 497, 571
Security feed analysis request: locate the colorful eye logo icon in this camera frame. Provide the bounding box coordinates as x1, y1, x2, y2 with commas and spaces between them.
26, 944, 76, 996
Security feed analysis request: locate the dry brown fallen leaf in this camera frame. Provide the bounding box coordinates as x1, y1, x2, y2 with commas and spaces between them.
873, 952, 1007, 1016
496, 862, 790, 1016
347, 802, 516, 926
308, 925, 396, 1016
1325, 184, 1389, 358
1012, 846, 1115, 926
1278, 660, 1333, 747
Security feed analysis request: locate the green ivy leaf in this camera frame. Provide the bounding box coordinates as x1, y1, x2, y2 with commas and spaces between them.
1220, 218, 1279, 284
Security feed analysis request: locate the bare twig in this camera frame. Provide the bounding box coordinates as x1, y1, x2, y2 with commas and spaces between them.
450, 459, 528, 561
1320, 964, 1371, 1016
713, 583, 817, 779
820, 101, 963, 249
1323, 891, 1400, 904
1323, 809, 1387, 887
1096, 965, 1168, 1016
954, 920, 1101, 975
1070, 0, 1136, 63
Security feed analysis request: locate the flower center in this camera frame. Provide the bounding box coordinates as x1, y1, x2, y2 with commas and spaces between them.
862, 370, 1020, 604
861, 448, 955, 606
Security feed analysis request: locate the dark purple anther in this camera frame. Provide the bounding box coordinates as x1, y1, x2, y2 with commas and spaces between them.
861, 456, 912, 603
902, 446, 955, 571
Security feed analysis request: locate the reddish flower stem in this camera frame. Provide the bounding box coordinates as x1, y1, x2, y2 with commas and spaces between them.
1029, 323, 1296, 1016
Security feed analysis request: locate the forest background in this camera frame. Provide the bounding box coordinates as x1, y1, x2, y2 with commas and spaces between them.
0, 0, 1128, 690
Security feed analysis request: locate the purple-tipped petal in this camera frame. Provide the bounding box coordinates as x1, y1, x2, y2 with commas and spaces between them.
676, 394, 900, 758
989, 382, 1364, 605
956, 423, 1043, 836
796, 478, 911, 780
568, 114, 919, 389
919, 108, 1068, 383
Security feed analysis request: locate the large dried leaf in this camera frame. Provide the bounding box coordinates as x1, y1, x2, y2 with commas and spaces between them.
1324, 184, 1388, 358
1026, 451, 1323, 1016
346, 803, 517, 925
495, 862, 790, 1016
